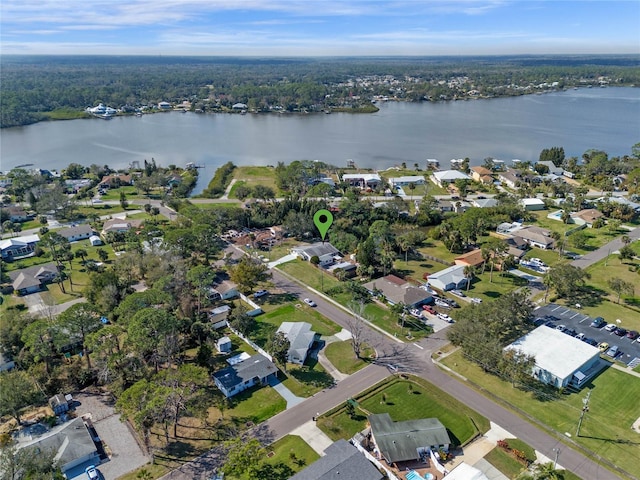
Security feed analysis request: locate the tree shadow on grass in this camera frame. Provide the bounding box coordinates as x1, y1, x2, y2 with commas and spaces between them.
482, 291, 502, 299
265, 293, 298, 306
164, 440, 197, 458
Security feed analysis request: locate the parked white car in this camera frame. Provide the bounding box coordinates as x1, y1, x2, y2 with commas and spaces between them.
437, 312, 454, 323
434, 298, 450, 308
604, 323, 618, 332
303, 298, 317, 307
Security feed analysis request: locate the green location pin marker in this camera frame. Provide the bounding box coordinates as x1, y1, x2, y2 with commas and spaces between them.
313, 209, 333, 242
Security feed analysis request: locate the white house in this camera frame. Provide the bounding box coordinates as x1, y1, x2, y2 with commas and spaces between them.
520, 198, 546, 211
0, 234, 40, 260
426, 265, 467, 292
292, 242, 341, 267
388, 176, 425, 188
341, 173, 381, 189
213, 354, 278, 398
505, 327, 602, 388
276, 322, 316, 365
58, 224, 94, 243
430, 170, 471, 188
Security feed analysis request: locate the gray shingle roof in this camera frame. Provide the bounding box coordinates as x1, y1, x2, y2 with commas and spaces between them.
369, 413, 451, 464
212, 354, 277, 390
57, 224, 94, 239
290, 439, 384, 480
277, 322, 316, 363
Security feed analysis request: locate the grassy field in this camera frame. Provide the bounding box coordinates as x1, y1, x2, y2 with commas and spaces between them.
258, 304, 341, 337
277, 260, 341, 293
440, 350, 640, 476
318, 376, 489, 444
463, 271, 529, 302
230, 166, 281, 198
324, 340, 374, 375
281, 360, 334, 397
484, 447, 527, 479
584, 255, 640, 311
223, 386, 286, 425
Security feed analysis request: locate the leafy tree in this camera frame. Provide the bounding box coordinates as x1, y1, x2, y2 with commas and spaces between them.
228, 306, 255, 337
64, 162, 86, 179
222, 438, 266, 478
608, 277, 634, 304
229, 255, 271, 293
127, 308, 181, 372
97, 248, 109, 262
21, 319, 57, 374
266, 332, 290, 372
539, 147, 565, 167
0, 370, 39, 425
569, 230, 589, 250
74, 248, 88, 265
546, 263, 590, 300
55, 303, 102, 369
119, 191, 128, 209
0, 441, 61, 480
500, 349, 535, 387
619, 245, 635, 263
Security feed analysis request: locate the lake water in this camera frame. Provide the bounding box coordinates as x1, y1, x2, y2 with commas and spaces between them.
1, 87, 638, 195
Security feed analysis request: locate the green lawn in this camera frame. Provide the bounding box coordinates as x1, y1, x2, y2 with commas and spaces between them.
263, 435, 319, 474
440, 350, 640, 475
281, 360, 334, 397
230, 166, 281, 198
484, 447, 527, 479
226, 385, 286, 424
584, 256, 640, 313
324, 340, 373, 375
462, 271, 529, 302
98, 186, 139, 201
77, 204, 128, 216
258, 304, 341, 337
318, 376, 489, 445
277, 260, 341, 293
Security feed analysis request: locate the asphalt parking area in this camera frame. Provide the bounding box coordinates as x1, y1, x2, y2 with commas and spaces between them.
533, 304, 640, 366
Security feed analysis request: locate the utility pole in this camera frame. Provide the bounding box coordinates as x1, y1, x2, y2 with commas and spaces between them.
576, 389, 591, 437
552, 447, 560, 469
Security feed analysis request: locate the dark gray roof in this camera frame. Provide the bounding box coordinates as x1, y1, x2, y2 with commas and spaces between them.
212, 354, 277, 390
293, 243, 340, 258
22, 417, 97, 471
290, 439, 384, 480
363, 277, 432, 306
369, 413, 451, 464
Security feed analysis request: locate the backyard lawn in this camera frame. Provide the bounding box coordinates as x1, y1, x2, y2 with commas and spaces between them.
229, 166, 281, 198
318, 376, 489, 445
440, 350, 640, 476
462, 271, 529, 302
281, 360, 334, 397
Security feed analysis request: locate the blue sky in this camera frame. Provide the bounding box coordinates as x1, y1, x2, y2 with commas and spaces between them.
1, 1, 639, 56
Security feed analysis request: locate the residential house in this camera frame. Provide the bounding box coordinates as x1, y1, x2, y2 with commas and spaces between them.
426, 265, 468, 292
436, 200, 454, 212
216, 336, 232, 353
9, 263, 59, 295
452, 200, 471, 213
341, 173, 382, 189
292, 243, 341, 267
505, 236, 528, 259
471, 198, 498, 208
470, 166, 494, 184
207, 279, 239, 301
289, 439, 385, 480
158, 101, 172, 109
571, 208, 604, 227
209, 305, 231, 329
17, 417, 100, 478
536, 161, 564, 176
326, 261, 357, 278
98, 174, 133, 189
505, 326, 601, 388
232, 102, 248, 110
520, 198, 546, 211
388, 176, 425, 188
363, 275, 432, 308
497, 169, 521, 189
454, 249, 485, 268
516, 226, 555, 249
496, 222, 523, 235
595, 195, 640, 212
5, 206, 29, 222
100, 218, 143, 237
368, 413, 451, 464
0, 234, 40, 260
213, 354, 278, 398
58, 224, 94, 243
430, 170, 471, 188
276, 322, 317, 365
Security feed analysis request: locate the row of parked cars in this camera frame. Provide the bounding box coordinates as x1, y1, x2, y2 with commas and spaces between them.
537, 313, 638, 360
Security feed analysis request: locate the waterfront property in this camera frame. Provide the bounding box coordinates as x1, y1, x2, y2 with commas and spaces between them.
430, 170, 471, 188
341, 173, 382, 189
388, 175, 426, 188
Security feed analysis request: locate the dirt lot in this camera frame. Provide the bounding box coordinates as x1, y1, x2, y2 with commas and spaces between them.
73, 389, 149, 479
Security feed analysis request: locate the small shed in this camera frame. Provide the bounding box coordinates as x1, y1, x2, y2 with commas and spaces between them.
216, 336, 232, 353
89, 235, 103, 246
49, 394, 69, 415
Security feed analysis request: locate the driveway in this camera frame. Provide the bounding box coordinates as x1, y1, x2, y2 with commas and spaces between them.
73, 390, 149, 479
571, 227, 640, 269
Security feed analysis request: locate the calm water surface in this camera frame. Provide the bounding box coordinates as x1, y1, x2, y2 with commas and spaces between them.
1, 87, 638, 195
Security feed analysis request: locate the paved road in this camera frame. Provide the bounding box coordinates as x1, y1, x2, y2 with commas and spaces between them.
571, 227, 640, 269
161, 255, 625, 480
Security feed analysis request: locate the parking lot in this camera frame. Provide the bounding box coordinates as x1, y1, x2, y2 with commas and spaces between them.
534, 304, 640, 366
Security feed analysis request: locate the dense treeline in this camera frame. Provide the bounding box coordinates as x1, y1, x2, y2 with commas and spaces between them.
2, 54, 640, 127
201, 161, 236, 198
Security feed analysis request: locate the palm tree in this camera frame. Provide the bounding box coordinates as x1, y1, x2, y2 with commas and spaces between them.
464, 265, 475, 292
75, 248, 88, 265
621, 234, 631, 246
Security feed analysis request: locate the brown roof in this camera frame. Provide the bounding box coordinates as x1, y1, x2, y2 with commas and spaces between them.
99, 174, 132, 185
571, 209, 604, 223
471, 166, 493, 176
454, 249, 485, 267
